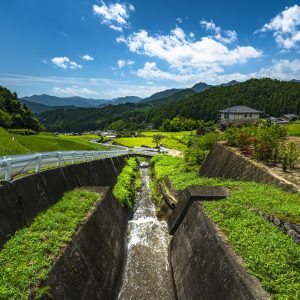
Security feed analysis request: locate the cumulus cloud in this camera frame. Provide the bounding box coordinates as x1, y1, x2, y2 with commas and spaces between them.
135, 58, 300, 85
52, 86, 99, 97
259, 5, 300, 49
117, 59, 135, 68
81, 54, 94, 61
200, 19, 237, 44
136, 62, 198, 82
93, 1, 134, 31
117, 27, 261, 71
51, 57, 82, 70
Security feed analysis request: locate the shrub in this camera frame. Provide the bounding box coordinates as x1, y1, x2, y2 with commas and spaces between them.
225, 124, 289, 164
279, 142, 299, 171
184, 132, 224, 166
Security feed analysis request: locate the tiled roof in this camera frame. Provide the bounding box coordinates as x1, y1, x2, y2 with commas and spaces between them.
220, 105, 262, 113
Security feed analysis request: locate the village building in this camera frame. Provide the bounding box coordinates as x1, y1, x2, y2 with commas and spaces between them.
219, 105, 262, 129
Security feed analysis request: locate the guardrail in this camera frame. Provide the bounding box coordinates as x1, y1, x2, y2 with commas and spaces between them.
0, 150, 128, 181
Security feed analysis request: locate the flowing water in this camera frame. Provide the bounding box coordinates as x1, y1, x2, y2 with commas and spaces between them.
118, 167, 175, 300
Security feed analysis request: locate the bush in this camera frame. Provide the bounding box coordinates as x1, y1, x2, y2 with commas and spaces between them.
279, 142, 299, 171
184, 132, 224, 166
225, 124, 289, 164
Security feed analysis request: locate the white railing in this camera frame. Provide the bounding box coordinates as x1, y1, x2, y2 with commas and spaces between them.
0, 150, 128, 181
130, 148, 159, 156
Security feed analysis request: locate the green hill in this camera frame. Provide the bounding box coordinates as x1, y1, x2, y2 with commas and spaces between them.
38, 78, 300, 132
0, 86, 44, 131
0, 127, 107, 156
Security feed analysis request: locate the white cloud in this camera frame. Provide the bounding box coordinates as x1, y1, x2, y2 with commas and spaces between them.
82, 54, 94, 61
259, 5, 300, 49
117, 27, 261, 71
52, 86, 99, 97
117, 59, 135, 68
200, 19, 237, 44
93, 1, 134, 31
51, 57, 82, 70
109, 25, 123, 31
135, 58, 300, 86
136, 62, 196, 82
258, 59, 300, 79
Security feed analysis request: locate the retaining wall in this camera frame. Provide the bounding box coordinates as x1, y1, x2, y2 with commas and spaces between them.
41, 186, 128, 300
200, 142, 298, 193
0, 156, 127, 248
170, 201, 270, 300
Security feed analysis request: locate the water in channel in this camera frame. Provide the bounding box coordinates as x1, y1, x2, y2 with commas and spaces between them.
118, 166, 175, 300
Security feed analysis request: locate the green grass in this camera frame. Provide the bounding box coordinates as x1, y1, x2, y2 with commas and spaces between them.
114, 130, 193, 151
151, 155, 300, 299
0, 189, 100, 299
287, 121, 300, 136
113, 157, 141, 207
0, 127, 108, 156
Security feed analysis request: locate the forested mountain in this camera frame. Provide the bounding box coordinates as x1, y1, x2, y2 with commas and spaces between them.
38, 78, 300, 132
20, 99, 76, 114
21, 94, 142, 109
141, 88, 184, 102
0, 86, 44, 131
191, 82, 212, 92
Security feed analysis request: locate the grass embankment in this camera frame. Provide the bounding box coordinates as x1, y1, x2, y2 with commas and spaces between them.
0, 189, 100, 299
151, 155, 300, 299
0, 127, 107, 156
287, 120, 300, 136
113, 157, 141, 207
114, 131, 193, 151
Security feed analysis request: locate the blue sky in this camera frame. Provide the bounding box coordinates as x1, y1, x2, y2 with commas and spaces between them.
0, 0, 300, 99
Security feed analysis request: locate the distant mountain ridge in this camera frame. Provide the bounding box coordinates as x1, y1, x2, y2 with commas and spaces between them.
21, 80, 244, 111
21, 94, 142, 110
20, 99, 76, 114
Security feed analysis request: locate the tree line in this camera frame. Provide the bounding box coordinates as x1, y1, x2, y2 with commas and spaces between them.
0, 86, 44, 132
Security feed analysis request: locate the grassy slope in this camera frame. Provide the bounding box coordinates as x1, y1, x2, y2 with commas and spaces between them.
0, 128, 107, 156
152, 155, 300, 299
0, 189, 100, 299
113, 157, 141, 207
287, 120, 300, 136
115, 131, 193, 151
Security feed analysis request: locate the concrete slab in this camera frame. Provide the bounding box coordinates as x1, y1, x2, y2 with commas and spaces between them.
168, 186, 230, 235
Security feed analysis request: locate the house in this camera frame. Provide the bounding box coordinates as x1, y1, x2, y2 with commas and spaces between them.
282, 114, 299, 122
219, 105, 262, 129
269, 114, 299, 124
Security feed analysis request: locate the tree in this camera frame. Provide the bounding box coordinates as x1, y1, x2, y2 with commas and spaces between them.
152, 134, 165, 148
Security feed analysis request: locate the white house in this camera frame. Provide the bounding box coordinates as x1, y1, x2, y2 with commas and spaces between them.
219, 105, 262, 128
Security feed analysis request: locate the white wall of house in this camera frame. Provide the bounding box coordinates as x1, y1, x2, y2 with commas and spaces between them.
221, 112, 260, 121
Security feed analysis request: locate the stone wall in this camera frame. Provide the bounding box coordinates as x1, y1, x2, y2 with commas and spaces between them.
170, 201, 270, 300
200, 142, 298, 193
0, 156, 127, 248
42, 187, 128, 300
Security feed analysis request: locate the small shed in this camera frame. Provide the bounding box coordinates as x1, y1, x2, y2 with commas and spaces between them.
219, 105, 262, 128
